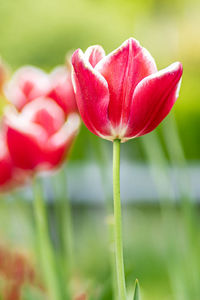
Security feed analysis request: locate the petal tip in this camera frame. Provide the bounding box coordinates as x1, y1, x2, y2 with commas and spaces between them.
71, 49, 83, 65
169, 61, 183, 75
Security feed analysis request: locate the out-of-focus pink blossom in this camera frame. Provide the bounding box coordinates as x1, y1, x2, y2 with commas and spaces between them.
4, 97, 80, 171
4, 65, 78, 116
4, 66, 50, 111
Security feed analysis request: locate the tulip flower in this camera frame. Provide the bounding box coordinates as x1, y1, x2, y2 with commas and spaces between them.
4, 65, 77, 116
4, 97, 80, 171
72, 38, 183, 142
4, 97, 80, 300
72, 37, 183, 300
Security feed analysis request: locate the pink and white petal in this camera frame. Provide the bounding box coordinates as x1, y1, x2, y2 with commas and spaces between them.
5, 109, 48, 170
49, 66, 67, 83
85, 45, 105, 67
44, 113, 80, 168
125, 62, 183, 140
4, 84, 28, 111
72, 49, 111, 138
4, 66, 51, 110
96, 38, 157, 127
21, 97, 65, 136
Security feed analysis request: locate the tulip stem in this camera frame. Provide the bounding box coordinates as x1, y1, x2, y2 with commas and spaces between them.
113, 139, 126, 300
33, 177, 60, 300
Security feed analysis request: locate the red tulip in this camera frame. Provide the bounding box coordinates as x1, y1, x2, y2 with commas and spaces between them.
4, 65, 78, 115
72, 38, 183, 142
4, 97, 80, 171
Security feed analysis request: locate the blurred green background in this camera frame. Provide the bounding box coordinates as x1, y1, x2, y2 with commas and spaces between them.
0, 0, 200, 160
0, 0, 200, 299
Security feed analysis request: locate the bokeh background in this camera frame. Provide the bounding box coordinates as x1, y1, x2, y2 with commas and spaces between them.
0, 0, 200, 299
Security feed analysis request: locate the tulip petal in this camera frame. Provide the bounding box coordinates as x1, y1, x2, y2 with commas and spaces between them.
96, 38, 157, 127
85, 45, 105, 67
22, 97, 65, 136
4, 66, 50, 110
48, 66, 77, 115
45, 113, 80, 168
72, 49, 111, 138
0, 136, 13, 186
125, 62, 183, 141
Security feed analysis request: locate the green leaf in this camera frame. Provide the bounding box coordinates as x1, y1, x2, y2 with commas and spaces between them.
133, 279, 140, 300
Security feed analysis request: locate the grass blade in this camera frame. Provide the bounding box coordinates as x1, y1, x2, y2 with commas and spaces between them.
133, 279, 140, 300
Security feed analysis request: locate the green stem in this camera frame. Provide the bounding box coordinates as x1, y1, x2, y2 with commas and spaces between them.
33, 177, 60, 300
113, 139, 126, 300
90, 135, 117, 300
54, 167, 74, 275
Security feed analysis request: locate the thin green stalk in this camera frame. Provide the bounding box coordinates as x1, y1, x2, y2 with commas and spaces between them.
113, 139, 126, 300
52, 167, 73, 299
54, 167, 74, 275
62, 177, 74, 276
33, 177, 60, 300
90, 135, 117, 300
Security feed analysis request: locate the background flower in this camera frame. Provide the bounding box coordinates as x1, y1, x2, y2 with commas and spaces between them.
4, 97, 80, 171
4, 65, 78, 116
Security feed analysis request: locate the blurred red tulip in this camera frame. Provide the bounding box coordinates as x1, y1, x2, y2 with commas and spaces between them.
72, 38, 183, 142
4, 97, 80, 171
4, 65, 78, 116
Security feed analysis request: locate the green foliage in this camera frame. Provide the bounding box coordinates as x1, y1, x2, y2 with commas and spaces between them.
133, 280, 140, 300
22, 285, 45, 300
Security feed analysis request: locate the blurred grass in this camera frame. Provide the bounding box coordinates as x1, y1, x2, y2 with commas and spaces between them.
1, 197, 198, 300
